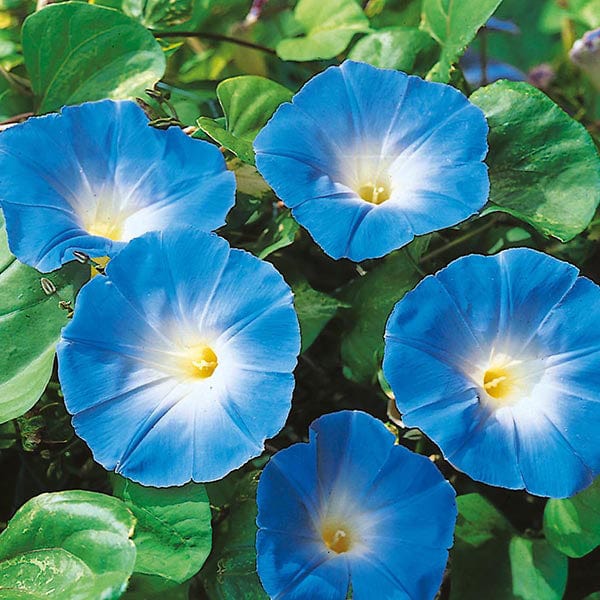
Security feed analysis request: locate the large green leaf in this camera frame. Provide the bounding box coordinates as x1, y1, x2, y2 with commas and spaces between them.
198, 76, 292, 165
471, 81, 600, 242
339, 239, 427, 384
121, 574, 191, 599
0, 213, 87, 425
0, 490, 136, 599
22, 2, 166, 113
276, 0, 370, 61
451, 494, 567, 600
119, 0, 212, 31
348, 27, 437, 76
293, 281, 347, 352
112, 476, 212, 584
200, 470, 267, 600
420, 0, 503, 82
544, 476, 600, 558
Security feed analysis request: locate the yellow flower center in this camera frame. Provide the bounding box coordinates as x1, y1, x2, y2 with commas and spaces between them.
185, 344, 218, 379
87, 219, 123, 241
479, 353, 530, 406
90, 256, 110, 277
483, 365, 515, 400
357, 179, 392, 205
322, 522, 353, 554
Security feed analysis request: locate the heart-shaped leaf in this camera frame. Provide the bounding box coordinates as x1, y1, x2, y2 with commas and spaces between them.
22, 2, 166, 113
0, 491, 136, 599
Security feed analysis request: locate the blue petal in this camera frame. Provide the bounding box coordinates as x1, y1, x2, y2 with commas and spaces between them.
256, 411, 455, 599
349, 542, 448, 600
311, 411, 395, 508
495, 249, 579, 349
383, 248, 600, 496
255, 61, 489, 262
58, 228, 300, 486
0, 99, 235, 271
257, 442, 321, 533
444, 406, 525, 490
360, 444, 457, 549
512, 400, 594, 498
257, 531, 350, 600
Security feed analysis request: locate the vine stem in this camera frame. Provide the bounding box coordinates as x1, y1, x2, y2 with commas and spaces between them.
420, 216, 499, 264
152, 30, 277, 55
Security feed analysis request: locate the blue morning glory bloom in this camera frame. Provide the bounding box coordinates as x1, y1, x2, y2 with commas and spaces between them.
383, 248, 600, 498
254, 61, 489, 262
256, 410, 457, 599
0, 99, 235, 272
56, 228, 300, 487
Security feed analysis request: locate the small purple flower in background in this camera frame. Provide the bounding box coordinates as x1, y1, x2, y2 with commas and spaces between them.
256, 410, 457, 599
570, 28, 600, 90
0, 100, 235, 272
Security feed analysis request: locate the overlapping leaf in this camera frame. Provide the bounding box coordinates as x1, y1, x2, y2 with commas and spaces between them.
0, 491, 136, 599
112, 476, 212, 584
471, 81, 600, 241
452, 494, 567, 600
0, 213, 87, 425
198, 76, 292, 165
22, 2, 166, 113
276, 0, 370, 61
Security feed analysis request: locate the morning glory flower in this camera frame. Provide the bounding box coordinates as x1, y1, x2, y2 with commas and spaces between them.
0, 99, 235, 272
57, 228, 300, 487
383, 248, 600, 498
254, 60, 489, 262
256, 410, 457, 599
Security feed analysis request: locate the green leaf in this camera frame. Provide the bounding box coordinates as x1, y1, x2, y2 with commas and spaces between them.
471, 81, 600, 242
348, 27, 437, 76
0, 490, 136, 599
0, 213, 87, 425
420, 0, 503, 82
451, 494, 567, 600
200, 471, 267, 600
198, 75, 292, 165
509, 537, 568, 600
544, 475, 600, 558
339, 239, 427, 384
293, 281, 347, 352
22, 2, 166, 113
121, 574, 190, 599
112, 476, 212, 584
119, 0, 211, 31
0, 76, 31, 122
254, 210, 299, 259
276, 0, 370, 61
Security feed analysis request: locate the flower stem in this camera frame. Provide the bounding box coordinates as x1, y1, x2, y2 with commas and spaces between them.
152, 30, 277, 55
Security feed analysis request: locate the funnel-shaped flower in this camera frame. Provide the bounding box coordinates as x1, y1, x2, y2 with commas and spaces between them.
384, 248, 600, 498
254, 61, 489, 262
0, 100, 235, 272
256, 410, 456, 599
57, 228, 300, 486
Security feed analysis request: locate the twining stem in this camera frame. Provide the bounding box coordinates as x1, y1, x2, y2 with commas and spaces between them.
152, 30, 277, 55
420, 216, 499, 263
